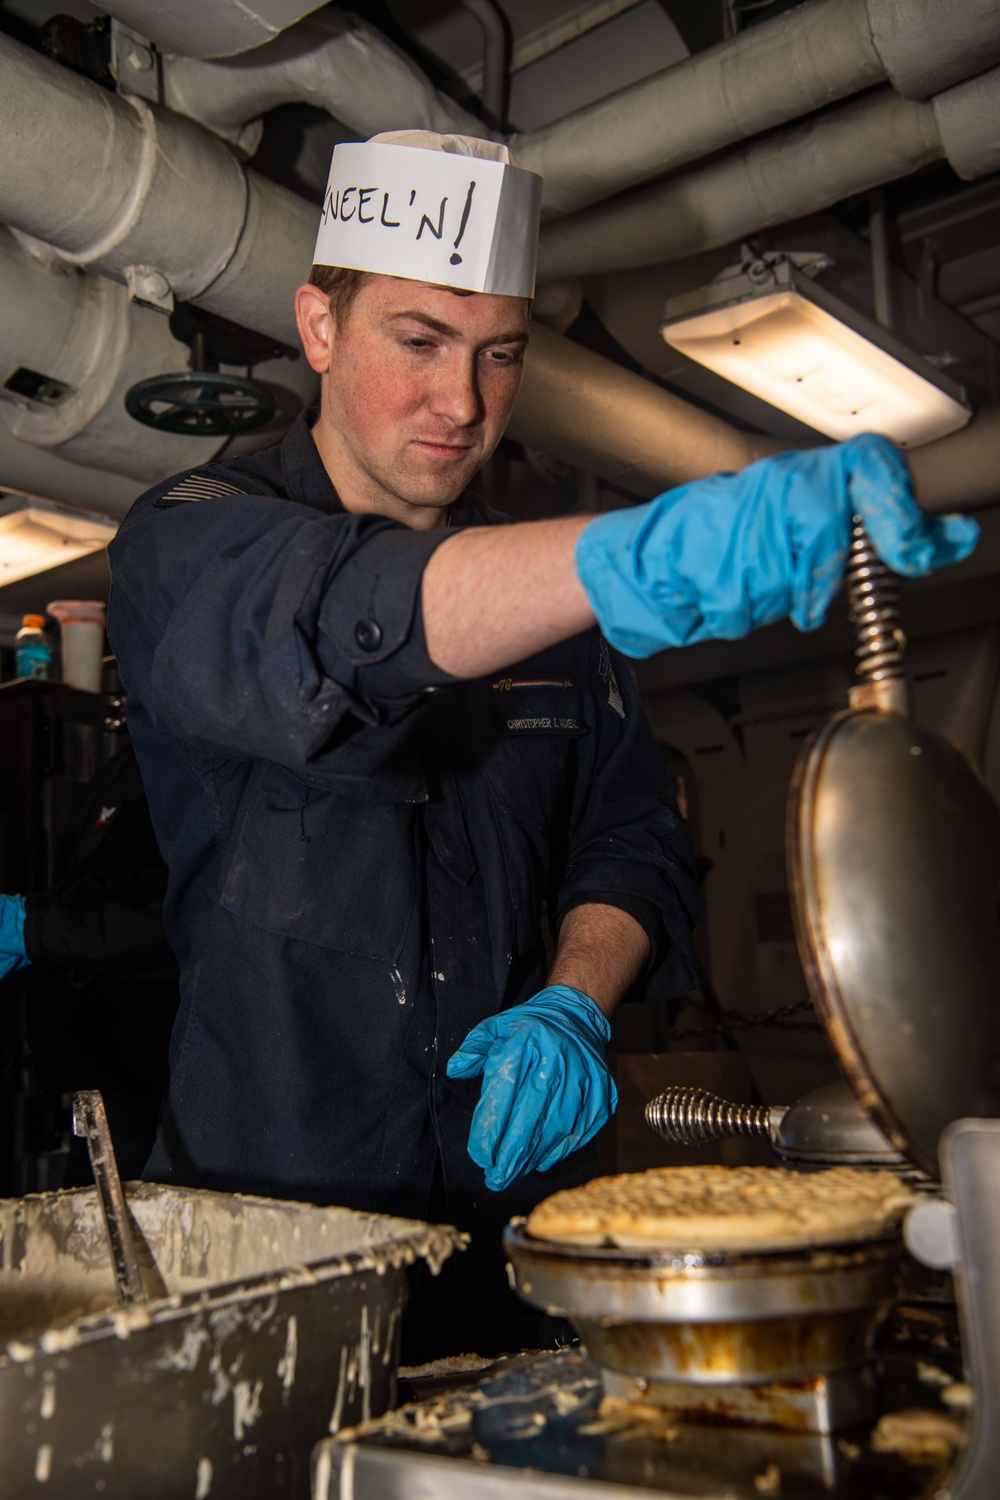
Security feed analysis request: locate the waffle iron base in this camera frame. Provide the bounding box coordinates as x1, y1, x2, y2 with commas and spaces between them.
313, 1300, 967, 1500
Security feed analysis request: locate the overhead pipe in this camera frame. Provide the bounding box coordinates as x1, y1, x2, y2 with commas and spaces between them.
459, 0, 510, 131
507, 322, 784, 495
0, 228, 222, 482
0, 35, 784, 504
0, 421, 145, 518
97, 0, 329, 60
149, 0, 1000, 218
1, 28, 995, 519
161, 8, 494, 151
0, 31, 311, 348
0, 228, 317, 484
536, 69, 1000, 282
519, 0, 1000, 211
908, 408, 1000, 514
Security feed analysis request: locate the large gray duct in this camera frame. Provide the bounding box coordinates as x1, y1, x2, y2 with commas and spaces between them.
0, 27, 995, 516
0, 32, 311, 347
103, 0, 328, 59
908, 408, 1000, 514
519, 0, 1000, 212
0, 228, 225, 482
0, 227, 317, 484
537, 69, 1000, 282
161, 8, 491, 148
150, 0, 1000, 218
507, 323, 783, 494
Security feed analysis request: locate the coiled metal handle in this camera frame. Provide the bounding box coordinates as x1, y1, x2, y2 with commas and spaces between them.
645, 1087, 783, 1147
846, 515, 906, 682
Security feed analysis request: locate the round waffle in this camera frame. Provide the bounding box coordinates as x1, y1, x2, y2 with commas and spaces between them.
526, 1164, 917, 1253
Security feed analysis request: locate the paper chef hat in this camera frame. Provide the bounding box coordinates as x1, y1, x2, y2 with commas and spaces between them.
312, 130, 543, 298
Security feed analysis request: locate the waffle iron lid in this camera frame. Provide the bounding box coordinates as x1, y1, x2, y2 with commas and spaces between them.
788, 709, 1000, 1178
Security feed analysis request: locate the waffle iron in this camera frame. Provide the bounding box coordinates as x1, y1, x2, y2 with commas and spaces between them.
506, 521, 1000, 1487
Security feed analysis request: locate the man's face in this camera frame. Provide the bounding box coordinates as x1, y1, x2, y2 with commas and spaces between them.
296, 274, 530, 528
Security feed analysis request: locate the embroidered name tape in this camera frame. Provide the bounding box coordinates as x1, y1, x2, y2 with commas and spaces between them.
313, 131, 542, 298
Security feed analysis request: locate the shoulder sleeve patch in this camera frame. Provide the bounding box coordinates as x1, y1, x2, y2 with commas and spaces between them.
155, 473, 250, 506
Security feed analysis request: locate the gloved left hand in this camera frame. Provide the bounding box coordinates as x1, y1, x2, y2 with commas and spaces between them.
575, 433, 979, 658
446, 985, 617, 1192
0, 894, 29, 980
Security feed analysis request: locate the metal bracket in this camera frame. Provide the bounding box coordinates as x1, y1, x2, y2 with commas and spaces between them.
934, 1118, 1000, 1500
109, 20, 161, 104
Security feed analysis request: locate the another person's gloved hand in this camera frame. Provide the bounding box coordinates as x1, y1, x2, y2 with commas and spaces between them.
446, 985, 617, 1192
575, 433, 979, 658
0, 894, 29, 979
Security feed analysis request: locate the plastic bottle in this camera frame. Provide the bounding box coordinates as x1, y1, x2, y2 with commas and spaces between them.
46, 600, 106, 693
14, 614, 53, 680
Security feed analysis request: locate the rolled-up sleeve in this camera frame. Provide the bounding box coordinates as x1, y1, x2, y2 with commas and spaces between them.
108, 489, 456, 772
552, 633, 702, 999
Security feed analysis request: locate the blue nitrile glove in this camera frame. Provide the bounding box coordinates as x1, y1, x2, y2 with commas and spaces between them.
446, 985, 617, 1192
575, 433, 979, 658
0, 894, 29, 979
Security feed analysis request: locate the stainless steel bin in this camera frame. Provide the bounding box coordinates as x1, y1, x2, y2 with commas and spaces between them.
0, 1181, 461, 1498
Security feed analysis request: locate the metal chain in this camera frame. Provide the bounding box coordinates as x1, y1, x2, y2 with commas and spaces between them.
670, 997, 822, 1040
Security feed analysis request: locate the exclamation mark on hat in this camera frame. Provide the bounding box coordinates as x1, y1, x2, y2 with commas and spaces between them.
450, 181, 476, 265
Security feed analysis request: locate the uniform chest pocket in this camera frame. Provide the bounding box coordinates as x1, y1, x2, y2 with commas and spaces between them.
484, 674, 585, 831
220, 764, 416, 961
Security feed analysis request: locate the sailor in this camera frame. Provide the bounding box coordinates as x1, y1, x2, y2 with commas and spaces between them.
106, 131, 975, 1355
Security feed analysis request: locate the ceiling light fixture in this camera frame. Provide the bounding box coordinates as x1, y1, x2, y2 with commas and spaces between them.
660, 255, 971, 447
0, 494, 118, 587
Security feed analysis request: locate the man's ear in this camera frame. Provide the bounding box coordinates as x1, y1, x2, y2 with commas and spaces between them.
295, 284, 335, 375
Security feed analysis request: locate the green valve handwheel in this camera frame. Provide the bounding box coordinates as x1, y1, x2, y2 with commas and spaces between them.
125, 370, 276, 435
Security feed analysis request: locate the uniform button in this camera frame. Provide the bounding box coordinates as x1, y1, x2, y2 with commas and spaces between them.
355, 617, 383, 652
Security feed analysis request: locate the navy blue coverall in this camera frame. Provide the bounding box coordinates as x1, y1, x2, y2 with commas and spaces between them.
107, 409, 701, 1352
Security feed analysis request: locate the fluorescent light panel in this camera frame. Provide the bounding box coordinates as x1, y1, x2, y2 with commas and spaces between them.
0, 498, 117, 586
661, 271, 971, 447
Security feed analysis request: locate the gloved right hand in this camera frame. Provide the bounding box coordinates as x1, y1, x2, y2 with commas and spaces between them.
0, 894, 29, 979
574, 433, 979, 658
446, 985, 617, 1193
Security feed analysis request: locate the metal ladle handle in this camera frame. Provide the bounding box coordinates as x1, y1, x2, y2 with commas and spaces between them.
846, 516, 909, 716
73, 1090, 147, 1308
646, 1087, 787, 1147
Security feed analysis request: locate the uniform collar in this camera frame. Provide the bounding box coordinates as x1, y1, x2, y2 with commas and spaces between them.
279, 407, 344, 515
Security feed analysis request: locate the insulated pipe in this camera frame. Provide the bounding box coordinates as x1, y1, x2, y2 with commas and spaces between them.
101, 0, 328, 59
865, 0, 1000, 100
0, 228, 230, 482
154, 0, 1000, 219
507, 322, 784, 496
0, 421, 143, 517
0, 228, 317, 484
536, 73, 1000, 282
2, 30, 995, 518
459, 0, 509, 130
517, 0, 1000, 212
514, 0, 883, 215
0, 31, 311, 347
908, 408, 1000, 514
162, 8, 492, 149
